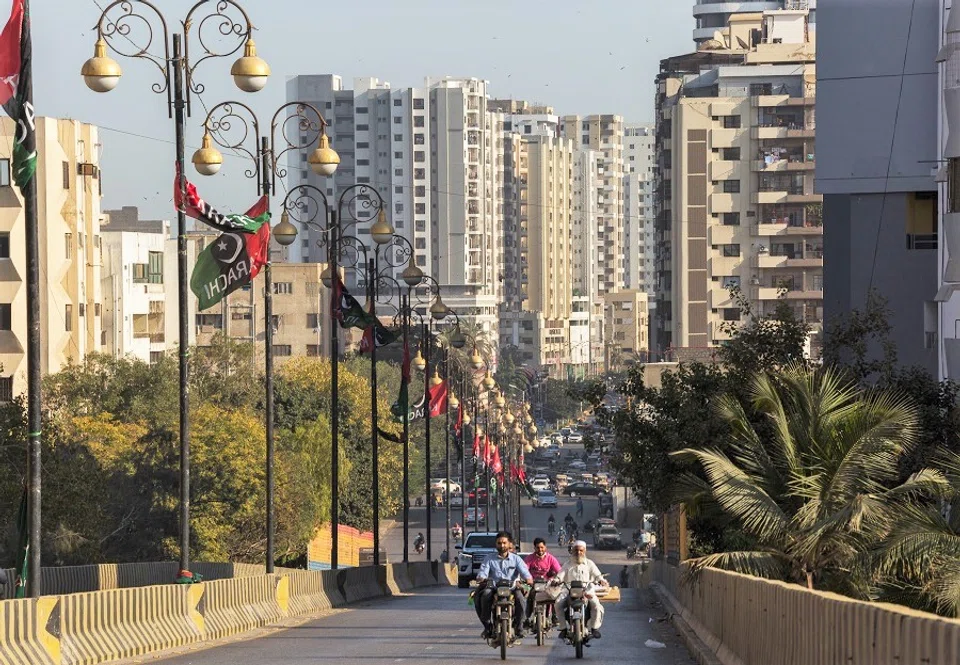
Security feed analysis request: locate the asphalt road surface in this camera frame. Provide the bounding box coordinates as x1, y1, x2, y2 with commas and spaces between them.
153, 583, 693, 665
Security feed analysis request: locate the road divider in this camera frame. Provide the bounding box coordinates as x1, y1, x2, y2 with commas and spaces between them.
1, 562, 448, 665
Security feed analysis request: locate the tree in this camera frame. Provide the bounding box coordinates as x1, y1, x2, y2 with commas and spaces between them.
673, 364, 944, 594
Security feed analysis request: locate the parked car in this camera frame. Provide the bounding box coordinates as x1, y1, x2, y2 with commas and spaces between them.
593, 524, 623, 550
530, 476, 551, 492
568, 460, 587, 471
533, 489, 558, 509
562, 482, 602, 496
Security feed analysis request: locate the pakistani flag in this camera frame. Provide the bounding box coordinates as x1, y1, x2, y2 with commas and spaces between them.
359, 304, 401, 353
185, 187, 271, 310
0, 0, 36, 190
176, 165, 270, 234
332, 275, 375, 330
391, 339, 412, 420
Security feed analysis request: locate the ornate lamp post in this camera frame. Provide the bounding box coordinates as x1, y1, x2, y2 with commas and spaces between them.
83, 0, 269, 577
190, 101, 336, 573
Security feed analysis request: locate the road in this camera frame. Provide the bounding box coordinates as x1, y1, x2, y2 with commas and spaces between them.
154, 581, 692, 665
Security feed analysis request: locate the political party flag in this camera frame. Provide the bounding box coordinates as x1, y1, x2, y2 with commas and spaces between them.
359, 305, 401, 353
428, 379, 447, 418
0, 0, 35, 190
472, 431, 481, 459
491, 446, 502, 475
188, 196, 271, 311
331, 274, 374, 330
454, 403, 463, 436
176, 164, 268, 234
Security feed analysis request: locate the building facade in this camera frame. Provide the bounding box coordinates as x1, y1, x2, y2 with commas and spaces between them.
817, 0, 939, 376
654, 9, 822, 360
623, 124, 656, 296
0, 118, 103, 399
693, 0, 817, 43
100, 207, 169, 364
603, 289, 649, 369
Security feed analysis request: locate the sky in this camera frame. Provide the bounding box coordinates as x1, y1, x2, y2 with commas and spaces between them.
26, 0, 694, 220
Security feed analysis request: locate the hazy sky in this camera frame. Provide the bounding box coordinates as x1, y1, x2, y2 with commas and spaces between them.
27, 0, 694, 220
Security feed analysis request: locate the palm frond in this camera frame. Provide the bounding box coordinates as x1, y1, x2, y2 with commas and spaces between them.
682, 550, 791, 583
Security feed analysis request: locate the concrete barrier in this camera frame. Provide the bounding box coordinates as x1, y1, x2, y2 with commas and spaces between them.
647, 560, 960, 665
284, 569, 341, 615
59, 584, 202, 665
0, 597, 60, 665
338, 567, 384, 604
407, 562, 437, 588
380, 566, 401, 596
389, 564, 414, 593
202, 575, 285, 641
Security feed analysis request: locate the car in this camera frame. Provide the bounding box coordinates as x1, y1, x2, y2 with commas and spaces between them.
455, 531, 498, 588
567, 432, 584, 444
568, 460, 587, 471
593, 524, 623, 550
560, 427, 572, 438
562, 482, 602, 497
530, 476, 551, 492
430, 478, 462, 493
467, 488, 489, 504
465, 507, 487, 526
450, 491, 464, 508
533, 489, 558, 508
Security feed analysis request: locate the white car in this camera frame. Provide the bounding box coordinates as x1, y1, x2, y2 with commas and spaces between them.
567, 432, 584, 444
534, 489, 558, 509
530, 476, 551, 492
430, 478, 462, 493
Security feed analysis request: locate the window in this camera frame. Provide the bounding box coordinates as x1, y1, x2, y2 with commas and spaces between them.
394, 151, 403, 159
394, 99, 402, 107
0, 303, 9, 330
416, 254, 426, 267
721, 148, 740, 161
413, 98, 424, 110
356, 124, 369, 131
148, 251, 163, 284
415, 203, 426, 214
395, 203, 403, 213
415, 185, 426, 197
79, 303, 86, 317
414, 151, 425, 163
355, 106, 368, 114
65, 233, 72, 260
414, 168, 425, 179
132, 263, 147, 283
0, 159, 9, 186
722, 180, 740, 193
394, 168, 403, 177
232, 311, 251, 321
94, 303, 101, 316
414, 133, 425, 145
722, 244, 741, 257
394, 133, 403, 141
63, 161, 71, 189
0, 232, 8, 258
722, 212, 740, 226
393, 116, 402, 124
357, 142, 369, 148
750, 83, 772, 96
722, 276, 741, 289
0, 376, 12, 402
357, 159, 369, 166
722, 116, 741, 129
273, 282, 294, 295
416, 220, 426, 232
273, 345, 292, 357
307, 313, 321, 328
65, 304, 73, 332
195, 313, 222, 328
723, 308, 741, 321
307, 344, 323, 357
149, 351, 165, 364
415, 238, 426, 249
414, 116, 425, 128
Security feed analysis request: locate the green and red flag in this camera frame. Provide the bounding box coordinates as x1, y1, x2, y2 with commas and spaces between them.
359, 302, 401, 353
331, 274, 374, 330
0, 0, 36, 190
491, 445, 503, 475
391, 337, 411, 419
177, 170, 271, 310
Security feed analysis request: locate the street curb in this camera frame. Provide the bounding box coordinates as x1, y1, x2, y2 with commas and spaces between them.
650, 582, 724, 665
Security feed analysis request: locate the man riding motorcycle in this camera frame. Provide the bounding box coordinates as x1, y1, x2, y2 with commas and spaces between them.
474, 531, 533, 641
553, 540, 608, 640
523, 537, 562, 629
414, 532, 425, 553
547, 514, 556, 535
452, 523, 463, 540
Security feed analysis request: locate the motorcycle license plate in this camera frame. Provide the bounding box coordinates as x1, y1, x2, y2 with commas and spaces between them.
571, 611, 582, 620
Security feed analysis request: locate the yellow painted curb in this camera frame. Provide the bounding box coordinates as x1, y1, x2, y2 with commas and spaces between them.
274, 576, 289, 616
188, 584, 205, 636
36, 597, 61, 665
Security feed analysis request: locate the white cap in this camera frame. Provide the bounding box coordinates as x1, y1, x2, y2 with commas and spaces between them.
574, 540, 587, 549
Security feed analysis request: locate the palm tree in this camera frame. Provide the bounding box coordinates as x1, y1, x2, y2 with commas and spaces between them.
673, 364, 945, 593
873, 450, 960, 616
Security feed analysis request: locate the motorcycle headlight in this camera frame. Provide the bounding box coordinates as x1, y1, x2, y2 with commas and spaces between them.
570, 587, 584, 599
496, 586, 513, 598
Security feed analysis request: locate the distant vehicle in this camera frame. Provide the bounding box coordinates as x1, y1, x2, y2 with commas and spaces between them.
562, 482, 602, 497
538, 436, 553, 447
554, 473, 570, 490
450, 491, 464, 508
430, 478, 462, 493
598, 493, 614, 518
593, 524, 623, 550
551, 433, 564, 445
567, 432, 584, 444
456, 531, 498, 588
560, 427, 572, 438
465, 507, 487, 526
568, 460, 587, 471
533, 489, 558, 509
530, 476, 551, 492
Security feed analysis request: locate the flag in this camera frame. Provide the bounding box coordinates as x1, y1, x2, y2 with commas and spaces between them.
472, 431, 481, 459
176, 165, 268, 234
13, 485, 27, 598
483, 435, 492, 466
331, 275, 374, 330
428, 379, 447, 418
391, 338, 411, 420
454, 403, 463, 436
359, 308, 401, 353
189, 197, 271, 311
491, 446, 502, 475
0, 0, 35, 190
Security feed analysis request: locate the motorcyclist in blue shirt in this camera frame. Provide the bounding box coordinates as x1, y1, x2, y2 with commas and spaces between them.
475, 531, 533, 640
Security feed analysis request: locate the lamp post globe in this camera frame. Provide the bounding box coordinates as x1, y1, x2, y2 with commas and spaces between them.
81, 39, 122, 92
449, 393, 460, 410
463, 413, 471, 426
230, 38, 270, 92
430, 297, 449, 321
321, 265, 335, 289
470, 349, 484, 370
413, 350, 427, 372
495, 392, 506, 408
273, 213, 299, 247
308, 134, 340, 176
482, 372, 495, 390
401, 261, 424, 287
370, 210, 395, 245
504, 412, 515, 425
451, 327, 466, 349
430, 370, 443, 387
192, 132, 224, 176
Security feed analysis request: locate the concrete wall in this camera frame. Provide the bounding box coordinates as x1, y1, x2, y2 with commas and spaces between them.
643, 561, 960, 665
823, 193, 938, 374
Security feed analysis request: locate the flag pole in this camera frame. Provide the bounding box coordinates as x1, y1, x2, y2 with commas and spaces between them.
424, 318, 431, 561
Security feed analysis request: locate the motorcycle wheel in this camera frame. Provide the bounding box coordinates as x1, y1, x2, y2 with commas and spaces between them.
501, 616, 510, 660
535, 608, 544, 646
574, 618, 583, 659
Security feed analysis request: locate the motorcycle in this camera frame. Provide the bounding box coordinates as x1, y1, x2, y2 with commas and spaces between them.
560, 581, 591, 659
486, 580, 519, 660
452, 526, 463, 540
626, 544, 638, 559
531, 578, 554, 647
547, 520, 556, 535
414, 539, 425, 555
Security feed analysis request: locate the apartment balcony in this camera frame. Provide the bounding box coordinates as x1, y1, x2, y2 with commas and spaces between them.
784, 255, 823, 268
751, 95, 817, 108
710, 255, 741, 275
710, 128, 741, 149
754, 190, 788, 204
710, 193, 737, 213
753, 157, 815, 173
752, 254, 788, 269
783, 289, 824, 300
709, 160, 742, 181
786, 191, 821, 204
710, 288, 735, 309
709, 224, 739, 245
710, 320, 733, 342
750, 286, 782, 300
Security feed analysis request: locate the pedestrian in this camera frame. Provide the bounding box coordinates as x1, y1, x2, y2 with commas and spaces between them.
576, 497, 584, 517
619, 565, 629, 588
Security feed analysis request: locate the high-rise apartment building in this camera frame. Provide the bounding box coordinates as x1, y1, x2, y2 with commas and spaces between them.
561, 115, 626, 297
603, 289, 649, 369
693, 0, 817, 44
0, 118, 103, 400
654, 9, 821, 359
287, 75, 504, 339
101, 207, 169, 364
623, 124, 656, 295
572, 149, 603, 376
816, 0, 938, 377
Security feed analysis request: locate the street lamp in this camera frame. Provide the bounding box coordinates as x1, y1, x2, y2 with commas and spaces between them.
83, 0, 267, 580
190, 100, 335, 574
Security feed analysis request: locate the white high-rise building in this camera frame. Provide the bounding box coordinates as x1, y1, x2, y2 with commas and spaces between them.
572, 148, 603, 375
286, 75, 504, 340
623, 124, 656, 296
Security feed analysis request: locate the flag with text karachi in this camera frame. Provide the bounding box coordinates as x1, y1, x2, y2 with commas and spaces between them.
177, 171, 271, 310
428, 379, 447, 418
0, 0, 36, 191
